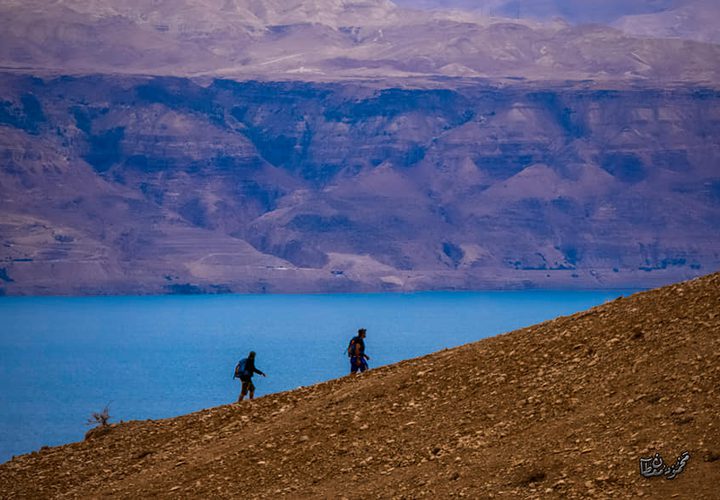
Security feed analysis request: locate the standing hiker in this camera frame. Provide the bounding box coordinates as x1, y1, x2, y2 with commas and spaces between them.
348, 328, 370, 374
234, 351, 267, 402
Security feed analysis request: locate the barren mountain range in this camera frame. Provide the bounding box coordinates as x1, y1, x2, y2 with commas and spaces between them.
1, 0, 719, 81
0, 0, 719, 295
1, 272, 718, 497
398, 0, 719, 38
1, 73, 719, 295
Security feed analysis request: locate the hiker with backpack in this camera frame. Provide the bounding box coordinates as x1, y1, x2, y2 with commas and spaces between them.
234, 351, 266, 402
348, 328, 370, 374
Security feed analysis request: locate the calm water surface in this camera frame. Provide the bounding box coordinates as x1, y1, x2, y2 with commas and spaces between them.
0, 290, 632, 463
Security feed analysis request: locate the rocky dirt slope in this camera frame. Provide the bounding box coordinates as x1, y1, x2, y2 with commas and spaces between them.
1, 273, 718, 498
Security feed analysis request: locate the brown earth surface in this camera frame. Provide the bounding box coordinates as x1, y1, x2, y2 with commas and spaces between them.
1, 273, 719, 499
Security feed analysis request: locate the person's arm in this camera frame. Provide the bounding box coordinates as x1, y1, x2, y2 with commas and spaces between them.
359, 340, 369, 360
255, 367, 266, 376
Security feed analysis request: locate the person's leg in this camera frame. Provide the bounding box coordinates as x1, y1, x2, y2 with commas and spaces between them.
238, 380, 249, 402
248, 380, 256, 400
350, 357, 359, 374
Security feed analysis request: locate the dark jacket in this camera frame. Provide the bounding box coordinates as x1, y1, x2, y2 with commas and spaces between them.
242, 357, 265, 379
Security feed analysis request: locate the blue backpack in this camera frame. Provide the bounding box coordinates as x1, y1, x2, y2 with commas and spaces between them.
233, 358, 249, 379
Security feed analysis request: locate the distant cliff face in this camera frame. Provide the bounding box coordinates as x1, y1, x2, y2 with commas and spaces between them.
0, 74, 719, 294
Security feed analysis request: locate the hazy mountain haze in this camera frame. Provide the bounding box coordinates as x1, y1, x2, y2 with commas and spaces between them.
393, 0, 685, 23
394, 0, 720, 43
1, 0, 718, 80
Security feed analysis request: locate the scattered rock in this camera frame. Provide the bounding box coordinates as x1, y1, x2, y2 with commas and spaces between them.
84, 425, 112, 441
518, 470, 546, 486
2, 274, 719, 498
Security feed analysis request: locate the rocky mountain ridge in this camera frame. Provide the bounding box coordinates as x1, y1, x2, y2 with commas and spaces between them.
0, 0, 719, 295
1, 74, 719, 295
1, 0, 719, 81
396, 0, 714, 28
613, 0, 720, 45
1, 272, 718, 497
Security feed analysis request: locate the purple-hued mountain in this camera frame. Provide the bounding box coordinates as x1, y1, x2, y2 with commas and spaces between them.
613, 0, 720, 44
1, 0, 719, 81
392, 1, 720, 43
394, 0, 689, 24
0, 1, 718, 295
1, 75, 718, 294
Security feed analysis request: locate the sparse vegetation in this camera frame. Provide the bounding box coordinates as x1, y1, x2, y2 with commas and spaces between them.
86, 404, 111, 428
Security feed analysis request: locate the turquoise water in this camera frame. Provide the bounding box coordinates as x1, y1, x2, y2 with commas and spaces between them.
0, 290, 631, 463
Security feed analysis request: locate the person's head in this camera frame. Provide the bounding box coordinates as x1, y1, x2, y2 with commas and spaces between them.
249, 351, 256, 360
358, 328, 367, 338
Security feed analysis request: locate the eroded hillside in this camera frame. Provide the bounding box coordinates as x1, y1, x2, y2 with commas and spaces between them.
1, 75, 719, 294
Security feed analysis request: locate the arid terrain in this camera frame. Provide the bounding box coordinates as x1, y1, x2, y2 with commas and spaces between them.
1, 272, 718, 498
1, 0, 719, 295
1, 74, 718, 295
2, 0, 719, 81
